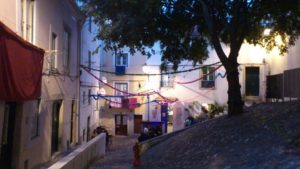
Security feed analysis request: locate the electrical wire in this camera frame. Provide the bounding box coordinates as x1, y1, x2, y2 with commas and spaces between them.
175, 65, 223, 84
80, 62, 221, 76
81, 66, 177, 103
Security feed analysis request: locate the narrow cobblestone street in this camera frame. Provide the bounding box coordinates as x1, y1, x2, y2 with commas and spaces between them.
90, 135, 138, 169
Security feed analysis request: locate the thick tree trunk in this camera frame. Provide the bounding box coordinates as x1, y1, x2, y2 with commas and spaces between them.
225, 63, 244, 116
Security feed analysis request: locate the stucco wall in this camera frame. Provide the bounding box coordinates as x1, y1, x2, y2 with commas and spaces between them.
79, 18, 102, 144
100, 48, 148, 134
0, 0, 18, 33
101, 105, 135, 136
47, 133, 106, 169
0, 0, 83, 168
144, 42, 271, 108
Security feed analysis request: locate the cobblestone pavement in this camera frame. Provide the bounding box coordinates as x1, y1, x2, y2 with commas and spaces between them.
138, 102, 300, 169
90, 135, 138, 169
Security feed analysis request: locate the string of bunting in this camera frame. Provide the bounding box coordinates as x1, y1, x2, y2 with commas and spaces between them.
81, 64, 227, 105
80, 62, 221, 76
81, 66, 155, 96
175, 65, 223, 84
81, 66, 176, 103
91, 94, 168, 106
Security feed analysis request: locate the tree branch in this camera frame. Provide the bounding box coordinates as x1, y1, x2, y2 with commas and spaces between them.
229, 0, 246, 60
198, 0, 229, 67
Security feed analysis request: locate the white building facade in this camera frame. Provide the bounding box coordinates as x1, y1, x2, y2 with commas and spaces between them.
99, 48, 148, 136
79, 17, 103, 143
0, 0, 84, 168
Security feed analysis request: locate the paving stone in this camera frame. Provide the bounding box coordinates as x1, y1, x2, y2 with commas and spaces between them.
90, 135, 138, 169
138, 102, 300, 169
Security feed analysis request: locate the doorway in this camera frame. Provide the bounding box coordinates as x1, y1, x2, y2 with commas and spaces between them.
0, 102, 17, 169
115, 114, 127, 135
246, 67, 260, 96
87, 116, 90, 141
51, 100, 61, 154
134, 115, 142, 134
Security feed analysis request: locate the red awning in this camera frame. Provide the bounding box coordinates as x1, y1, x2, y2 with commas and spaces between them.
0, 21, 44, 101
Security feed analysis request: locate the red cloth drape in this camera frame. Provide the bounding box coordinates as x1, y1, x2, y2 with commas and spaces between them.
0, 21, 44, 101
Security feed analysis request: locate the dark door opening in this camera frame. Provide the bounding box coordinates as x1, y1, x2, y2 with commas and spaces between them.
246, 67, 260, 96
134, 115, 142, 134
70, 100, 75, 144
87, 116, 91, 141
0, 102, 17, 169
51, 100, 61, 154
115, 114, 127, 136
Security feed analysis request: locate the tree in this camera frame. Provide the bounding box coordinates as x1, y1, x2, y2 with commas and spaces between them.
81, 0, 300, 115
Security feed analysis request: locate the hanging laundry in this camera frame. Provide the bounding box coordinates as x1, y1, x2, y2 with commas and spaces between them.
110, 98, 122, 108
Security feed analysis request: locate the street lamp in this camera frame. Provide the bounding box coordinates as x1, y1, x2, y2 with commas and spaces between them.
142, 63, 150, 122
263, 28, 271, 36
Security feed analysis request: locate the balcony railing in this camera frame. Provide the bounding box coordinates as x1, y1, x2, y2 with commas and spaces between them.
115, 66, 126, 75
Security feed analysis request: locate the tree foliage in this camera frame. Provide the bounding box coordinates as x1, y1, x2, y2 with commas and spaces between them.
81, 0, 300, 115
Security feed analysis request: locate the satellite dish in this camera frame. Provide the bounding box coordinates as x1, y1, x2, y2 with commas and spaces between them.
101, 76, 107, 83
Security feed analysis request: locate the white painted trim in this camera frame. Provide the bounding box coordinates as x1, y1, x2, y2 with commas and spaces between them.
114, 51, 130, 68
113, 81, 130, 96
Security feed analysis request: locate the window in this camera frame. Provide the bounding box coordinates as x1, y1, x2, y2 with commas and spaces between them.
161, 67, 175, 88
115, 83, 128, 96
63, 28, 70, 69
115, 53, 128, 66
200, 67, 215, 88
83, 91, 86, 104
31, 99, 40, 139
21, 0, 35, 42
88, 89, 91, 105
82, 129, 86, 142
88, 51, 92, 70
50, 33, 57, 70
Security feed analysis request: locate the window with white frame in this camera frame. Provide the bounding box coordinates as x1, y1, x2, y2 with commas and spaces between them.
115, 53, 128, 66
200, 67, 215, 88
161, 67, 175, 88
115, 83, 128, 96
21, 0, 35, 43
63, 28, 70, 69
50, 33, 57, 70
31, 99, 40, 139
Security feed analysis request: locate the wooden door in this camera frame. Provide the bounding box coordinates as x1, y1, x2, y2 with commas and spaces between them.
115, 114, 127, 135
134, 115, 143, 134
0, 102, 16, 169
246, 67, 260, 96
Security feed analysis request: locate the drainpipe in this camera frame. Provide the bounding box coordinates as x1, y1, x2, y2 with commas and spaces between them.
77, 18, 84, 144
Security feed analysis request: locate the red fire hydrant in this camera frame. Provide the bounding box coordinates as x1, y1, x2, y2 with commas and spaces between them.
133, 142, 141, 167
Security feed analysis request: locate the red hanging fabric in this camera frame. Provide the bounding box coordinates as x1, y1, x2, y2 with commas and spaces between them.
0, 21, 44, 101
